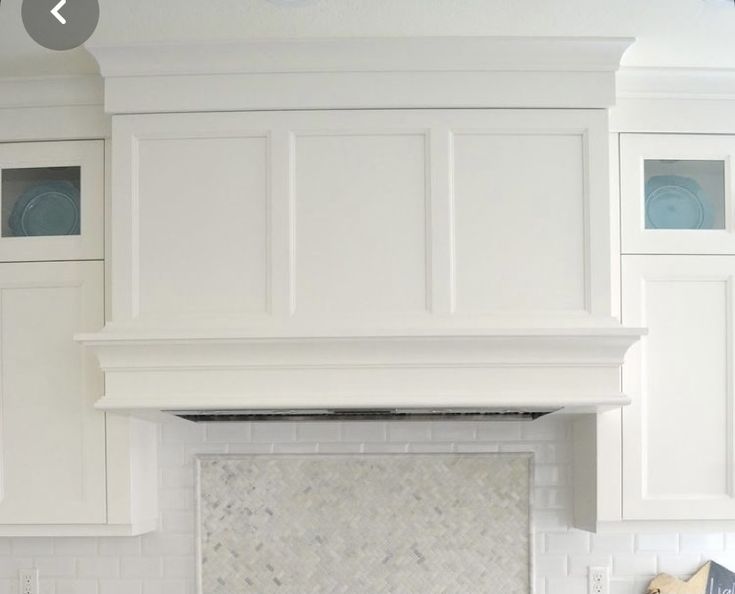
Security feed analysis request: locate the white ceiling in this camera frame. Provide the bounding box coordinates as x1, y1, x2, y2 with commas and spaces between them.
2, 0, 735, 77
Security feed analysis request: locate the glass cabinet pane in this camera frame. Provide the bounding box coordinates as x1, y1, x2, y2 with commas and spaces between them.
644, 159, 725, 230
2, 167, 81, 238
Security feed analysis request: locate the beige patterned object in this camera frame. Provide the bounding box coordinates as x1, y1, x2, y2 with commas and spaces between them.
197, 453, 532, 594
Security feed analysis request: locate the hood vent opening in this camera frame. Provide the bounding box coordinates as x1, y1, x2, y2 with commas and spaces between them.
168, 408, 559, 423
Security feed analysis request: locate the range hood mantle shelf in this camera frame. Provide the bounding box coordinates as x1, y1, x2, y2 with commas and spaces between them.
78, 328, 642, 414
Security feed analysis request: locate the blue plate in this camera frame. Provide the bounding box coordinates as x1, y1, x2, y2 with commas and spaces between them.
8, 181, 80, 237
645, 175, 706, 230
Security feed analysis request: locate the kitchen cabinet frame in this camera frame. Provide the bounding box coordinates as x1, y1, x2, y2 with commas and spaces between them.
0, 140, 104, 263
621, 255, 735, 520
621, 133, 735, 255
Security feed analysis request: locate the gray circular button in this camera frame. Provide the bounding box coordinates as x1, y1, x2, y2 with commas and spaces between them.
22, 0, 99, 51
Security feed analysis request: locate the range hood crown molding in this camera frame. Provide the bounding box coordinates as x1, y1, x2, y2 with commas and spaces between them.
84, 36, 634, 113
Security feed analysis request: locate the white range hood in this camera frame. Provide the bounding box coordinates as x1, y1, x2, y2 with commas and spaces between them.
79, 36, 642, 417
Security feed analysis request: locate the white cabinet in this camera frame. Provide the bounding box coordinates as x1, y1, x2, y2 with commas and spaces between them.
0, 261, 106, 524
109, 109, 614, 332
0, 140, 103, 262
621, 133, 735, 255
621, 255, 735, 520
0, 139, 157, 536
0, 259, 157, 535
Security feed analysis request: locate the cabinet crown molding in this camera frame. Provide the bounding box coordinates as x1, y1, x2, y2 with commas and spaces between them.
85, 36, 633, 112
87, 37, 633, 77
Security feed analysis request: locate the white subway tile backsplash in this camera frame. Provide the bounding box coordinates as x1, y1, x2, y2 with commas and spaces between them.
680, 533, 725, 552
160, 511, 195, 535
592, 534, 635, 554
657, 553, 702, 575
97, 538, 141, 557
455, 441, 499, 453
535, 554, 567, 577
33, 557, 75, 578
339, 421, 386, 442
225, 443, 273, 455
708, 551, 735, 569
76, 557, 119, 578
547, 576, 587, 594
613, 553, 658, 576
99, 580, 142, 594
546, 532, 591, 554
158, 488, 194, 512
637, 534, 679, 553
120, 558, 163, 579
429, 421, 477, 441
477, 421, 522, 441
141, 534, 193, 558
316, 442, 362, 453
361, 442, 409, 453
251, 422, 297, 442
271, 442, 319, 453
141, 580, 187, 594
162, 557, 195, 579
0, 416, 725, 594
295, 422, 341, 442
568, 554, 612, 576
56, 579, 98, 594
386, 421, 432, 441
53, 539, 98, 557
534, 465, 564, 487
11, 539, 53, 557
611, 578, 651, 594
204, 422, 251, 443
521, 416, 568, 441
406, 442, 455, 453
161, 419, 204, 444
0, 557, 32, 578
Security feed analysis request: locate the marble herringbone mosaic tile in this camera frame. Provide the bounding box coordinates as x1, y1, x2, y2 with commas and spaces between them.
198, 453, 532, 594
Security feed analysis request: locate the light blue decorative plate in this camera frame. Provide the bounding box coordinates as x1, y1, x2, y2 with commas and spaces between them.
645, 175, 706, 230
8, 181, 80, 237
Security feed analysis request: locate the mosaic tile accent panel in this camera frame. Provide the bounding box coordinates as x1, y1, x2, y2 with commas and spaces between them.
197, 453, 532, 594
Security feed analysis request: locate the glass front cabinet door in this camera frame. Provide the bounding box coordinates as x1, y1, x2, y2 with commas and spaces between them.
0, 140, 103, 262
621, 133, 735, 254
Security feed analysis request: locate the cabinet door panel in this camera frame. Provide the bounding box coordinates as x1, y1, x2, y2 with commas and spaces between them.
622, 255, 735, 519
0, 261, 105, 524
0, 141, 103, 262
453, 132, 586, 313
621, 134, 735, 254
112, 109, 610, 329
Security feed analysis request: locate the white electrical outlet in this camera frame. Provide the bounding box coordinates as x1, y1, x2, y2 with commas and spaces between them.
588, 566, 610, 594
19, 568, 38, 594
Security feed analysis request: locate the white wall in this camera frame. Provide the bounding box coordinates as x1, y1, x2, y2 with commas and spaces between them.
3, 0, 735, 77
0, 415, 729, 594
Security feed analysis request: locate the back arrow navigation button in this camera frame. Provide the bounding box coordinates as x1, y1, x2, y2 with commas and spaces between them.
50, 0, 66, 24
22, 0, 99, 50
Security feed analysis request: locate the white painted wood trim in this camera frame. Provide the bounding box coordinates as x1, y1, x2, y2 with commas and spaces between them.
613, 68, 735, 133
109, 108, 615, 329
78, 329, 641, 412
0, 75, 103, 109
85, 37, 632, 113
88, 37, 633, 77
617, 67, 735, 100
0, 76, 107, 142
